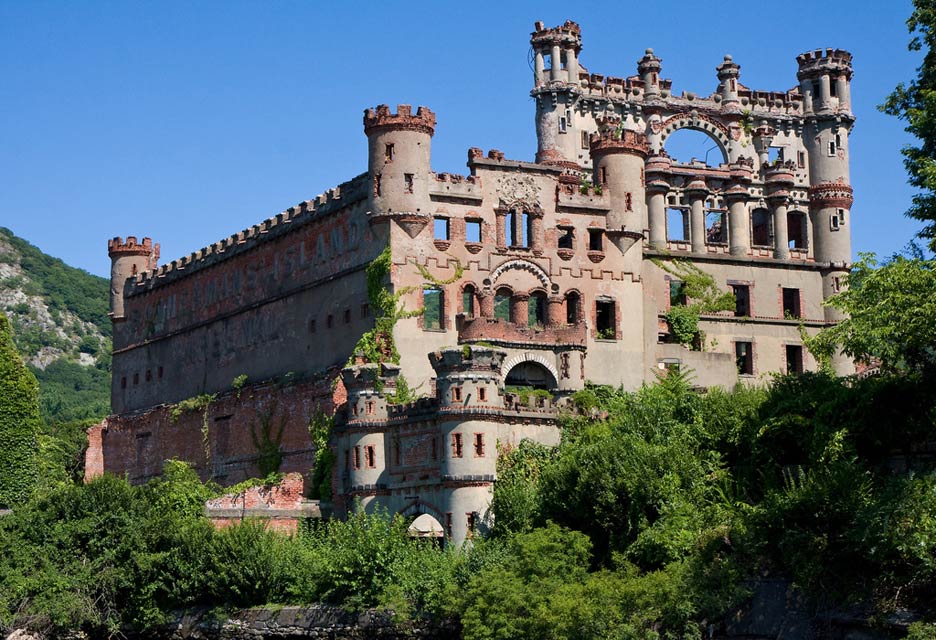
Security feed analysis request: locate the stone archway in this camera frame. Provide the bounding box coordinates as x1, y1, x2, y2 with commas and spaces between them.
489, 258, 551, 291
659, 112, 732, 162
501, 352, 560, 390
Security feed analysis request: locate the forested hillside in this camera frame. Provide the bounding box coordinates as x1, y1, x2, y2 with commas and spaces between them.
0, 227, 110, 423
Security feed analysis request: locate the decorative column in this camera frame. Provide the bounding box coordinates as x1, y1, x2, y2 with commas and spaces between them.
534, 51, 545, 86
547, 295, 565, 327
566, 47, 578, 83
819, 74, 832, 111
511, 293, 530, 327
765, 161, 795, 260
478, 290, 494, 318
685, 179, 708, 254
530, 210, 544, 251
495, 208, 507, 250
835, 75, 849, 110
645, 153, 672, 250
551, 44, 562, 82
726, 159, 754, 256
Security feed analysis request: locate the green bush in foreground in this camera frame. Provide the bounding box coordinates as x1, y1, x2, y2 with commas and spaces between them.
0, 313, 40, 507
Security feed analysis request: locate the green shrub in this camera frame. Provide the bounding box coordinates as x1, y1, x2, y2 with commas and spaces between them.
0, 313, 40, 507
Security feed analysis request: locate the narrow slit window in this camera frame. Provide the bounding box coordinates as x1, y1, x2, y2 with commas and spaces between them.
474, 433, 485, 457
736, 341, 753, 375
353, 446, 361, 470
365, 445, 376, 469
404, 173, 414, 193
385, 143, 394, 161
452, 433, 463, 458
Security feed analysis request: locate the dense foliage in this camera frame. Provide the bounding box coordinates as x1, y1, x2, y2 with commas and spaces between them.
881, 0, 936, 249
3, 364, 935, 638
0, 313, 41, 508
31, 358, 110, 424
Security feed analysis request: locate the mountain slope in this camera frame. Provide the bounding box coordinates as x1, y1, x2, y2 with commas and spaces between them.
0, 227, 111, 423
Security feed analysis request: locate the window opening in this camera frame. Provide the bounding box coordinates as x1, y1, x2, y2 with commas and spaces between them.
736, 341, 753, 375
566, 292, 580, 325
667, 208, 689, 242
625, 192, 633, 211
385, 143, 394, 161
474, 433, 485, 457
751, 208, 771, 246
787, 211, 807, 249
404, 173, 414, 193
344, 308, 351, 324
452, 433, 463, 458
353, 446, 361, 469
596, 299, 615, 339
528, 292, 547, 328
705, 208, 726, 244
670, 280, 687, 307
797, 151, 806, 168
423, 288, 443, 330
588, 228, 603, 251
478, 386, 487, 401
559, 116, 567, 133
768, 147, 783, 162
506, 210, 529, 247
433, 217, 450, 240
365, 445, 376, 469
453, 386, 462, 402
732, 284, 751, 317
374, 174, 381, 197
465, 219, 482, 243
361, 303, 370, 318
786, 344, 804, 374
581, 130, 590, 149
309, 318, 317, 333
558, 227, 574, 249
494, 288, 512, 321
462, 286, 475, 319
782, 288, 801, 319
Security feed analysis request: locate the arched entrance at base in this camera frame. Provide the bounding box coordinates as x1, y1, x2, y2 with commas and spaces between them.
504, 360, 558, 390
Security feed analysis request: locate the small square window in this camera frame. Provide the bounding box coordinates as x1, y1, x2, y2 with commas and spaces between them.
434, 217, 450, 240
466, 220, 482, 243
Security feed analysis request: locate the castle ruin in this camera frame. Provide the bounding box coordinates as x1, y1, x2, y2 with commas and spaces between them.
87, 21, 855, 546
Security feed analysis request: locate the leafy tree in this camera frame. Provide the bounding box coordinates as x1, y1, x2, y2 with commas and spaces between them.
808, 253, 936, 373
0, 313, 40, 507
881, 0, 936, 249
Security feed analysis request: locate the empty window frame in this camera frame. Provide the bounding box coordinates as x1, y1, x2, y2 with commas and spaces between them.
451, 433, 464, 458
667, 208, 689, 242
782, 288, 802, 319
767, 146, 783, 163
404, 173, 414, 193
670, 280, 687, 307
453, 386, 462, 402
462, 286, 476, 319
797, 151, 806, 168
365, 444, 376, 469
786, 344, 804, 374
588, 228, 603, 251
788, 211, 808, 249
595, 299, 616, 339
732, 284, 751, 317
423, 288, 443, 330
581, 130, 590, 149
736, 341, 753, 375
830, 208, 846, 231
528, 292, 547, 327
566, 291, 580, 325
465, 219, 482, 243
385, 143, 395, 161
506, 210, 530, 248
353, 446, 361, 469
494, 288, 512, 321
705, 209, 727, 244
751, 208, 772, 246
557, 226, 574, 250
434, 217, 450, 240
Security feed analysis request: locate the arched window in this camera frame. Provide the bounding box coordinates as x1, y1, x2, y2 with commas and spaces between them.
565, 291, 581, 325
751, 208, 771, 247
528, 291, 547, 328
494, 287, 512, 322
663, 128, 727, 166
462, 284, 476, 319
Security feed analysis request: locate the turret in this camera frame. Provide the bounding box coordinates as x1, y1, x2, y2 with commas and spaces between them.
364, 104, 435, 236
589, 114, 649, 256
798, 48, 855, 375
716, 54, 741, 109
107, 236, 159, 321
637, 49, 662, 99
531, 21, 583, 168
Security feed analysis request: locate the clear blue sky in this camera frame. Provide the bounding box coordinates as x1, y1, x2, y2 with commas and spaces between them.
0, 1, 923, 277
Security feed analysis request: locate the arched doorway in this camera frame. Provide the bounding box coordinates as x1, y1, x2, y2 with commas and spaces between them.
504, 360, 558, 390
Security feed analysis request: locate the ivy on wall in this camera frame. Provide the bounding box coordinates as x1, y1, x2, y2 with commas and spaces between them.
652, 258, 735, 348
0, 313, 40, 507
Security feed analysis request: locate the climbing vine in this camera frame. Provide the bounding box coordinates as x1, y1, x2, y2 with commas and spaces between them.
251, 404, 286, 478
0, 313, 40, 507
169, 393, 216, 464
308, 408, 334, 500
652, 258, 735, 348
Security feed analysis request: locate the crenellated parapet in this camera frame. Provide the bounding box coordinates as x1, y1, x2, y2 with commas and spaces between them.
363, 104, 436, 137
589, 129, 650, 158
796, 49, 853, 80
108, 236, 159, 263
530, 19, 581, 49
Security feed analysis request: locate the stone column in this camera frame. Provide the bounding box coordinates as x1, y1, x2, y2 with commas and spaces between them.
836, 75, 850, 111
771, 197, 790, 260
547, 295, 565, 327
511, 293, 530, 327
566, 47, 578, 83
685, 181, 708, 253
534, 51, 545, 86
478, 291, 494, 318
550, 45, 562, 82
647, 189, 667, 249
530, 212, 544, 250
495, 209, 507, 249
727, 194, 750, 256
819, 75, 832, 110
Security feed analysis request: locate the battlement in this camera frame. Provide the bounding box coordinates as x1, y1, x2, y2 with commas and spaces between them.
531, 20, 581, 48
796, 48, 853, 78
589, 129, 650, 158
126, 173, 368, 294
363, 104, 436, 136
764, 160, 797, 184
108, 236, 158, 259
429, 346, 506, 377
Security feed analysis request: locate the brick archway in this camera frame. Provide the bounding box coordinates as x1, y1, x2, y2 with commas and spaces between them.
489, 259, 551, 290
501, 352, 560, 389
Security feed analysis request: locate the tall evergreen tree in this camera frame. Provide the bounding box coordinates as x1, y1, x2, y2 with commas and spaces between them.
0, 313, 40, 507
881, 0, 936, 249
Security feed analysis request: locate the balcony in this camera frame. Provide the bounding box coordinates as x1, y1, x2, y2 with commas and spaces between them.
457, 316, 587, 348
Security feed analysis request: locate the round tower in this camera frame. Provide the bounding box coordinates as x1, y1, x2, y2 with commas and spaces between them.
589, 114, 649, 258
107, 236, 159, 320
530, 21, 583, 167
716, 54, 741, 109
363, 104, 435, 224
798, 48, 855, 375
637, 49, 662, 99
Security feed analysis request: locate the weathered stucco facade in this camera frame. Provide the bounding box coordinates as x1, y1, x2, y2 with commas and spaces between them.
89, 21, 855, 546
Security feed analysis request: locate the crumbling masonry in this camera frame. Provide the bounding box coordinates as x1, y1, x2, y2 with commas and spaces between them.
87, 21, 855, 546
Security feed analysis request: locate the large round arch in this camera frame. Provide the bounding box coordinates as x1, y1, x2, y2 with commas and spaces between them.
659, 113, 731, 163
501, 353, 560, 390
